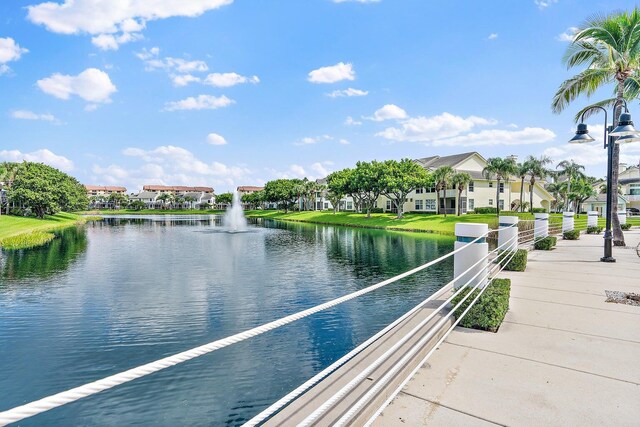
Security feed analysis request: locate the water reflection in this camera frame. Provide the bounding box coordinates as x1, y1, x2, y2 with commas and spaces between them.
0, 226, 88, 283
0, 216, 454, 426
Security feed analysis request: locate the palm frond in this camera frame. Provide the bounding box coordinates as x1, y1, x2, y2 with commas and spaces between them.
571, 97, 617, 122
552, 69, 612, 113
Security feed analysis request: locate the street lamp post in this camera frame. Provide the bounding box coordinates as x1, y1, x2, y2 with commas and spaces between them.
569, 99, 640, 262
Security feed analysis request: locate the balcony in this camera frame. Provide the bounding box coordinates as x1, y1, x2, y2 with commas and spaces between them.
625, 194, 640, 202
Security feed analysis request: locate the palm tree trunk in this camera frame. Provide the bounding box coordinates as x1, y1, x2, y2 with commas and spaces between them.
612, 81, 625, 246
529, 179, 535, 213
519, 177, 525, 212
457, 188, 462, 216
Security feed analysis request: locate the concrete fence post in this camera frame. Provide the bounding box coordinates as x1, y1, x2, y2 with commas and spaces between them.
562, 212, 575, 233
498, 216, 519, 253
617, 211, 627, 225
534, 213, 549, 239
587, 211, 599, 227
454, 223, 489, 290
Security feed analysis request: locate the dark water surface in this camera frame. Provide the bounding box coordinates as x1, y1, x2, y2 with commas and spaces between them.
0, 215, 454, 426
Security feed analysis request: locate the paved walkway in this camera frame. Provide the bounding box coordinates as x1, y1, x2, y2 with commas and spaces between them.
374, 230, 640, 426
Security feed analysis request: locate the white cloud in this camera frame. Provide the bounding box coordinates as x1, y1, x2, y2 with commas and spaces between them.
11, 110, 58, 122
326, 87, 368, 98
339, 139, 350, 145
207, 133, 227, 145
204, 72, 260, 87
294, 135, 333, 146
534, 0, 558, 9
37, 68, 116, 103
344, 116, 362, 126
172, 74, 201, 87
557, 27, 578, 42
267, 161, 334, 181
376, 112, 495, 141
27, 0, 233, 50
163, 94, 234, 111
94, 145, 254, 191
0, 149, 74, 171
433, 127, 556, 147
487, 33, 498, 40
0, 37, 28, 74
308, 62, 355, 84
368, 104, 408, 121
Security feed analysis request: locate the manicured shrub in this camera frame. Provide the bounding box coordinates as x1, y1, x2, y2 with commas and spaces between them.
497, 249, 528, 271
530, 207, 547, 213
534, 236, 557, 250
369, 207, 384, 213
586, 226, 603, 234
621, 223, 632, 230
563, 229, 580, 240
451, 278, 511, 333
472, 207, 498, 214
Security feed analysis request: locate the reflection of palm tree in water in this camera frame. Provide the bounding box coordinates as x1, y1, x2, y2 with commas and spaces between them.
0, 226, 88, 282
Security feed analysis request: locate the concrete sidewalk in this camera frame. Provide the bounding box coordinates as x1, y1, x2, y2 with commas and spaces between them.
374, 230, 640, 426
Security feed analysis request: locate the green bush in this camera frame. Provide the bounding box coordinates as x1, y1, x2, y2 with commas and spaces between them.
621, 223, 632, 230
563, 229, 581, 240
530, 207, 547, 213
534, 236, 557, 250
497, 249, 528, 271
586, 226, 603, 234
369, 207, 384, 213
472, 207, 498, 214
451, 278, 511, 332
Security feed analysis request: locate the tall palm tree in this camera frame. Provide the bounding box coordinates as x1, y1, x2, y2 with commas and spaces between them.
433, 166, 454, 217
482, 157, 517, 217
451, 172, 472, 216
556, 160, 585, 211
552, 8, 640, 245
516, 161, 530, 212
526, 155, 553, 213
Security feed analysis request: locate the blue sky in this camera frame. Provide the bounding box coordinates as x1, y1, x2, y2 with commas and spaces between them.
1, 0, 639, 193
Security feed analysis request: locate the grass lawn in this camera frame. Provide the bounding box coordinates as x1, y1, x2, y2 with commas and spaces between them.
0, 212, 89, 249
80, 209, 223, 215
245, 210, 640, 235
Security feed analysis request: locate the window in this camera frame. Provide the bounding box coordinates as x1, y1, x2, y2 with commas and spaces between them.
489, 182, 493, 188
630, 184, 640, 196
386, 200, 391, 210
415, 188, 424, 194
499, 182, 504, 193
468, 199, 474, 210
489, 199, 493, 206
499, 200, 504, 210
425, 199, 436, 211
468, 181, 474, 192
427, 186, 437, 193
415, 199, 423, 210
346, 202, 353, 210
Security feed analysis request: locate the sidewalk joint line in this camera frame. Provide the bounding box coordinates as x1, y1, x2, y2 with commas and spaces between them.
501, 321, 640, 344
510, 296, 640, 315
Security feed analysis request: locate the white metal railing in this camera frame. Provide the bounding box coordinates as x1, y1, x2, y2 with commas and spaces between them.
0, 224, 518, 427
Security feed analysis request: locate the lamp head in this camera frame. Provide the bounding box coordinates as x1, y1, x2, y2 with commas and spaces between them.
610, 112, 640, 137
568, 123, 595, 143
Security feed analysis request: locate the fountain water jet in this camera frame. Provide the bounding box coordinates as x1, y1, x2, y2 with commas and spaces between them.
223, 190, 248, 232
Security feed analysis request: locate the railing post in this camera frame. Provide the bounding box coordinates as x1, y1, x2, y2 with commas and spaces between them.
534, 213, 549, 238
587, 211, 599, 227
454, 223, 488, 290
562, 212, 575, 233
498, 216, 519, 252
617, 211, 627, 225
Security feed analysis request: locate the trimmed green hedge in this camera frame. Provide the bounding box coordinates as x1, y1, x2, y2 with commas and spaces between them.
472, 207, 498, 214
621, 223, 632, 230
534, 236, 557, 250
451, 278, 511, 333
497, 249, 528, 271
586, 226, 603, 234
563, 229, 580, 240
530, 207, 547, 213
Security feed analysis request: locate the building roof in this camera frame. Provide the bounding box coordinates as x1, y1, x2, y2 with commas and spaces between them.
85, 185, 127, 192
130, 191, 159, 199
585, 194, 629, 203
142, 185, 214, 192
415, 152, 481, 169
237, 186, 264, 192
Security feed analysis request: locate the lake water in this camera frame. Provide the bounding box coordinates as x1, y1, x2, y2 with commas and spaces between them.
0, 215, 454, 426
